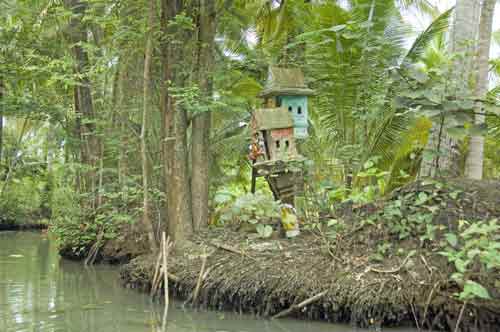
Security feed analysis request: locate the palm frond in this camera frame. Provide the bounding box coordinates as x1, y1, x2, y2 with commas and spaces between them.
402, 7, 453, 65
397, 0, 439, 17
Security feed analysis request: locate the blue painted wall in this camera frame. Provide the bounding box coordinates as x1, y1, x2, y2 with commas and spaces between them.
280, 95, 308, 138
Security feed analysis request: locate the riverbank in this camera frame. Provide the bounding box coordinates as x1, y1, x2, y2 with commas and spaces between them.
119, 179, 500, 331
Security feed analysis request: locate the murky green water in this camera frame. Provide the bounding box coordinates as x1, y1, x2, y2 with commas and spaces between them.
0, 231, 416, 332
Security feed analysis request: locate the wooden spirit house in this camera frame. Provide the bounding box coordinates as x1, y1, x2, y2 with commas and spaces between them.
249, 67, 314, 205
259, 67, 314, 139
251, 108, 298, 162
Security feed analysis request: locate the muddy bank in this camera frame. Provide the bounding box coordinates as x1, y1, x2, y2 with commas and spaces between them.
120, 179, 500, 331
121, 231, 499, 331
59, 230, 149, 264
0, 222, 48, 231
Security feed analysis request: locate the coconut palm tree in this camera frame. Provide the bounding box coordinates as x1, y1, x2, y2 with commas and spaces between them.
421, 0, 481, 177
465, 0, 496, 180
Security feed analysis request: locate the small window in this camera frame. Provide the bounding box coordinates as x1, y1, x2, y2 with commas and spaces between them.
276, 97, 282, 107
285, 140, 290, 149
288, 106, 292, 112
276, 140, 281, 149
297, 106, 302, 114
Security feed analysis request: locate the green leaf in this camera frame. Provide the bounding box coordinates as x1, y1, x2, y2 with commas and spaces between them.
415, 192, 429, 205
446, 233, 458, 247
330, 24, 346, 32
460, 280, 491, 300
363, 160, 374, 170
256, 225, 273, 239
327, 219, 338, 227
467, 249, 481, 260
455, 259, 469, 273
446, 126, 468, 140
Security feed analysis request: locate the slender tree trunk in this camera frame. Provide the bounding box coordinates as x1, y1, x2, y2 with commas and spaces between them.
64, 0, 101, 206
117, 61, 129, 188
141, 0, 158, 252
191, 0, 216, 231
465, 0, 496, 180
160, 0, 176, 236
0, 78, 4, 173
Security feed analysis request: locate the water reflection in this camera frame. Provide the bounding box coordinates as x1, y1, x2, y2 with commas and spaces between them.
0, 232, 415, 332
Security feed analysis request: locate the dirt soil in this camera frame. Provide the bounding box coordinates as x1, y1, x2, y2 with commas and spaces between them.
121, 179, 500, 332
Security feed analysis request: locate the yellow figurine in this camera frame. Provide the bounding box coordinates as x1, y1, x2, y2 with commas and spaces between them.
280, 204, 300, 238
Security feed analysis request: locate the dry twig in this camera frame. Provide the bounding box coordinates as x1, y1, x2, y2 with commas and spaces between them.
191, 248, 208, 304
210, 241, 256, 260
367, 251, 414, 274
454, 301, 467, 332
272, 291, 328, 319
421, 281, 441, 328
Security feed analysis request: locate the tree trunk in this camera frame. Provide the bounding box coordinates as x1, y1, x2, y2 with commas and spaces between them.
160, 0, 177, 236
421, 0, 480, 177
168, 105, 193, 243
191, 0, 216, 231
117, 60, 129, 188
465, 0, 496, 180
64, 0, 100, 206
141, 0, 158, 252
160, 0, 193, 244
0, 78, 3, 174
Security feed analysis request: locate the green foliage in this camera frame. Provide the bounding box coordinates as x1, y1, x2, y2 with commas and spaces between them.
0, 176, 42, 224
362, 180, 456, 242
212, 191, 281, 227
440, 219, 500, 301
49, 164, 142, 256
297, 1, 452, 189
50, 184, 90, 256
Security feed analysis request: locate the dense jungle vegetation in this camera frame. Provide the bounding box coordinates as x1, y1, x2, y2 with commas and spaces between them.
1, 0, 500, 329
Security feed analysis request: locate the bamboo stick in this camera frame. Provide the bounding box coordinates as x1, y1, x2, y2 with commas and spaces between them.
191, 248, 207, 304
151, 249, 162, 296
160, 232, 171, 332
162, 232, 169, 309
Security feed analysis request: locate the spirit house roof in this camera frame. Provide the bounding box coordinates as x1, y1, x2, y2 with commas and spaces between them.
252, 108, 294, 131
259, 67, 315, 98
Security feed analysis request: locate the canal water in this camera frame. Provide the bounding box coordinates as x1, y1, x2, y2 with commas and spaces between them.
0, 231, 416, 332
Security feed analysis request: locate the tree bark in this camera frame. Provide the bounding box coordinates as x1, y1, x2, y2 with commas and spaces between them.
465, 0, 496, 180
160, 0, 193, 243
141, 0, 158, 252
191, 0, 216, 231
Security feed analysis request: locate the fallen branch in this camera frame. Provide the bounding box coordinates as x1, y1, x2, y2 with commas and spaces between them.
272, 291, 328, 319
210, 241, 256, 261
367, 251, 414, 274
